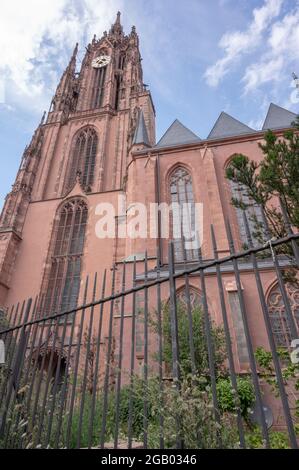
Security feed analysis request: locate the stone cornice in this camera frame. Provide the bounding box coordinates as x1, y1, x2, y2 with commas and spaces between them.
132, 127, 298, 158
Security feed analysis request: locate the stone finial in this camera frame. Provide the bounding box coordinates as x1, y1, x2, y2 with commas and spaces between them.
110, 11, 123, 36
73, 42, 79, 58
40, 111, 47, 126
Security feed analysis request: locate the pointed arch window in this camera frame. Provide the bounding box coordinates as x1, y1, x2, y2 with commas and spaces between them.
169, 167, 198, 262
267, 283, 299, 348
228, 175, 265, 246
65, 127, 98, 193
43, 199, 88, 317
91, 66, 107, 109
177, 288, 202, 310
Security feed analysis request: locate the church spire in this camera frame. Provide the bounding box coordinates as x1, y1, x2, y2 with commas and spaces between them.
109, 11, 124, 37
68, 42, 78, 75
50, 43, 79, 115
59, 42, 78, 85
132, 109, 150, 147
116, 11, 121, 25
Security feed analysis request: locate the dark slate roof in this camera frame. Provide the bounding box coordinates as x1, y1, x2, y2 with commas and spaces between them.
262, 103, 297, 130
133, 109, 151, 146
156, 119, 200, 148
208, 112, 254, 139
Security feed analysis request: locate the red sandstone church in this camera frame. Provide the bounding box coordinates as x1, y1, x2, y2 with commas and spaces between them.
0, 13, 298, 386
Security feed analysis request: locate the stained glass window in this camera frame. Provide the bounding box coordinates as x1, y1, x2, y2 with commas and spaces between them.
228, 179, 265, 245
268, 283, 299, 347
65, 128, 98, 193
43, 199, 88, 317
169, 167, 198, 262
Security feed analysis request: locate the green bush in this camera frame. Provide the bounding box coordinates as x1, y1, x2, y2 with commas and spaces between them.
151, 302, 227, 377
246, 427, 290, 449
216, 376, 255, 418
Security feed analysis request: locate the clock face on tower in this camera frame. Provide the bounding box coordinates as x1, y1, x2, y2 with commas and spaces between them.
92, 55, 111, 68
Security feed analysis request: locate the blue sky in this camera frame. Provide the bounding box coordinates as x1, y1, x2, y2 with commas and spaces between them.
0, 0, 298, 207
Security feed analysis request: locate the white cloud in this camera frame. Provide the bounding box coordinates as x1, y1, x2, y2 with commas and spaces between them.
242, 6, 299, 94
0, 0, 124, 112
204, 0, 283, 87
243, 56, 284, 93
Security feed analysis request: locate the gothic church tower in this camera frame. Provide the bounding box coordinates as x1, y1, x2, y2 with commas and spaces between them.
0, 13, 155, 309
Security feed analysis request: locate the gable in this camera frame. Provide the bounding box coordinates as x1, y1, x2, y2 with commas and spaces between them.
262, 103, 297, 130
208, 112, 254, 139
156, 119, 200, 148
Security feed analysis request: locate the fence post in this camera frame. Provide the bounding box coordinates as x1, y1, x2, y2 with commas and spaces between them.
168, 241, 183, 449
168, 242, 180, 383
210, 225, 246, 447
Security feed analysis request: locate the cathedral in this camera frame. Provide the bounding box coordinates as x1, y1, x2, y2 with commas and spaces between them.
0, 11, 298, 381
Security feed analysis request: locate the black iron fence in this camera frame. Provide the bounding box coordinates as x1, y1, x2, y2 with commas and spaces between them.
0, 223, 299, 449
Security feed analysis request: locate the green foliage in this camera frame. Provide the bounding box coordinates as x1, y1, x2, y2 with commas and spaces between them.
67, 375, 242, 449
255, 346, 299, 427
225, 118, 299, 255
245, 427, 290, 449
216, 376, 255, 418
151, 302, 226, 377
255, 346, 273, 370
135, 375, 239, 449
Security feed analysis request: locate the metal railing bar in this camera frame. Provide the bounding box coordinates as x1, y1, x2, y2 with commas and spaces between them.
168, 242, 183, 449
45, 300, 70, 448
65, 277, 89, 448
54, 298, 78, 448
143, 252, 149, 450
197, 246, 222, 447
127, 258, 137, 450
210, 225, 246, 448
100, 266, 116, 449
77, 273, 98, 449
87, 270, 107, 449
114, 262, 127, 449
156, 266, 164, 449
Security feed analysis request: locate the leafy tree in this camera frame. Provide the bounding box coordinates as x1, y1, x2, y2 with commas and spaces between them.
225, 116, 299, 243
151, 302, 227, 377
